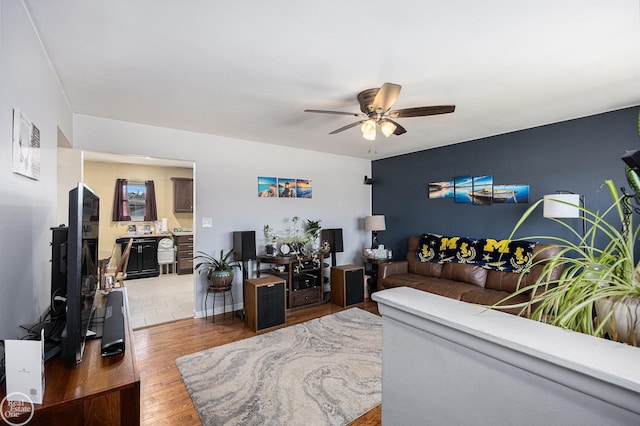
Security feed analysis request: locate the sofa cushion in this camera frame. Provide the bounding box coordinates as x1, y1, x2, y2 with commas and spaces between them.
409, 261, 443, 277
414, 278, 480, 300
460, 288, 531, 316
440, 262, 488, 287
380, 273, 429, 289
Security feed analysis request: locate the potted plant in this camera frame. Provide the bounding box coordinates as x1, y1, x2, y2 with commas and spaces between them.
496, 178, 640, 346
263, 217, 322, 272
194, 249, 242, 290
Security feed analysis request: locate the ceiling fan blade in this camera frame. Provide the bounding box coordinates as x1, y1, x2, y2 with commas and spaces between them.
329, 120, 364, 135
304, 109, 364, 117
389, 105, 456, 118
372, 83, 401, 113
387, 119, 407, 135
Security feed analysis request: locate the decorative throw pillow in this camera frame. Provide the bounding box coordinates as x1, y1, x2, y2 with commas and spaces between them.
417, 233, 535, 273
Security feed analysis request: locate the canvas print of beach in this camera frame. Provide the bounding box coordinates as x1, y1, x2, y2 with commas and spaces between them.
296, 179, 312, 198
258, 176, 278, 197
429, 180, 454, 199
469, 175, 494, 205
454, 175, 473, 204
493, 184, 530, 203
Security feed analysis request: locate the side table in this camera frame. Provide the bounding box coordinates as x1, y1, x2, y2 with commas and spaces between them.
362, 257, 393, 293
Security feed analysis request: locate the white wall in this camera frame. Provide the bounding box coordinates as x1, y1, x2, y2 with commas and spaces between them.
56, 147, 82, 225
0, 0, 73, 339
72, 114, 372, 316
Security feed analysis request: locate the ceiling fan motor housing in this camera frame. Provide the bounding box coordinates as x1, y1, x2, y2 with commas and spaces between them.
357, 88, 381, 114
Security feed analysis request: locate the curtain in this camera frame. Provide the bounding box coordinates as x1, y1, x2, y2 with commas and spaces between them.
112, 178, 131, 221
144, 180, 158, 221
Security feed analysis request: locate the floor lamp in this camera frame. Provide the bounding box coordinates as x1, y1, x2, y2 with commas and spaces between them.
543, 192, 586, 236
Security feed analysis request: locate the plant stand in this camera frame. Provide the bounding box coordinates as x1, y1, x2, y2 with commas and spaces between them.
204, 285, 234, 323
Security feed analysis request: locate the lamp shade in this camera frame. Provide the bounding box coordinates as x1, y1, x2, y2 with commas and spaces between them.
361, 120, 376, 141
379, 120, 397, 138
365, 215, 386, 231
543, 194, 580, 218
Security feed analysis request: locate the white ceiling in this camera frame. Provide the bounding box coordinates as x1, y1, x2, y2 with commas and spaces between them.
24, 1, 640, 160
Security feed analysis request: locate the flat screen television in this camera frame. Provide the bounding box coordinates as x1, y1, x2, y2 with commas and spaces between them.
60, 182, 100, 365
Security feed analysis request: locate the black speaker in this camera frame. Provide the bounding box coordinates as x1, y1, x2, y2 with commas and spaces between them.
245, 277, 286, 332
331, 265, 364, 307
344, 269, 365, 306
622, 150, 640, 170
257, 283, 285, 331
321, 228, 343, 253
233, 231, 256, 261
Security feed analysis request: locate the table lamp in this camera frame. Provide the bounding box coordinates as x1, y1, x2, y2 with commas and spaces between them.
365, 215, 386, 249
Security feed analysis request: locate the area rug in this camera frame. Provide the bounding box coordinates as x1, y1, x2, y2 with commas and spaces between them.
176, 308, 382, 426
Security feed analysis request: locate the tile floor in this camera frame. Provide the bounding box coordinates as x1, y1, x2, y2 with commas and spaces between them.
125, 273, 195, 329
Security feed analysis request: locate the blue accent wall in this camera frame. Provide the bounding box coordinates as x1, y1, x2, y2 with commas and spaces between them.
372, 106, 640, 260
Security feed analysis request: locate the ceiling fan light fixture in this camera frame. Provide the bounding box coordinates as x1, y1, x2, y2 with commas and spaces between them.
379, 120, 397, 137
361, 119, 376, 141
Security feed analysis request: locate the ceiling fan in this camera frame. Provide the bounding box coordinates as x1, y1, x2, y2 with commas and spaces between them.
304, 82, 455, 141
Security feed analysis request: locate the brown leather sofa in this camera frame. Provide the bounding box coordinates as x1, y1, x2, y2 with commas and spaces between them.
378, 235, 562, 315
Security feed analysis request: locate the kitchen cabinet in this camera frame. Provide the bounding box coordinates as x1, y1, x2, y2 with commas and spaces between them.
171, 177, 193, 213
175, 234, 194, 275
118, 237, 159, 279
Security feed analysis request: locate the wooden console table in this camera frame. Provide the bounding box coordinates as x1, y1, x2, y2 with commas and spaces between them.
2, 289, 141, 425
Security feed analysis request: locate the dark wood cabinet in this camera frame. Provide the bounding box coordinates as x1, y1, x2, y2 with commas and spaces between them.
256, 255, 326, 310
118, 237, 159, 279
171, 177, 193, 213
175, 234, 194, 275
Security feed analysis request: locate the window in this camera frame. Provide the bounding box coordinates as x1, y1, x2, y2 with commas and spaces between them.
127, 181, 147, 222
112, 179, 157, 222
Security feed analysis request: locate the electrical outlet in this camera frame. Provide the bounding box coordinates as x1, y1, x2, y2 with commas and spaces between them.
202, 217, 213, 228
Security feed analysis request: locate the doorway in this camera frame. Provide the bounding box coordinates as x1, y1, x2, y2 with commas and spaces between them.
57, 148, 196, 329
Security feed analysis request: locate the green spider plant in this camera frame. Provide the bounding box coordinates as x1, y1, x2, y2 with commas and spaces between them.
495, 179, 640, 339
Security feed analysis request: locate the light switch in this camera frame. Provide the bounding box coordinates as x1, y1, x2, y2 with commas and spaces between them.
202, 217, 213, 228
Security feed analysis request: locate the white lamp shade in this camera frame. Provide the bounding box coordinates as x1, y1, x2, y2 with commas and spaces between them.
379, 120, 397, 138
365, 215, 386, 231
361, 120, 376, 141
543, 194, 581, 218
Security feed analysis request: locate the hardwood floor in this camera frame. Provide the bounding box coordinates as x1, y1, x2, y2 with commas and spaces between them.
134, 299, 382, 425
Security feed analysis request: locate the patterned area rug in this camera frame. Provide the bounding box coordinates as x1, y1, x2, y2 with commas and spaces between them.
176, 308, 382, 426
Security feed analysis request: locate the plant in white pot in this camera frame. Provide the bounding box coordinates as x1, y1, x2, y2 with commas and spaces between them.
194, 249, 242, 290
496, 179, 640, 346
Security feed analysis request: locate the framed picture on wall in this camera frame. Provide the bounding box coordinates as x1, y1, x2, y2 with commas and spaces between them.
296, 179, 312, 198
454, 175, 473, 204
429, 180, 454, 199
278, 178, 296, 198
493, 184, 530, 204
258, 176, 278, 197
469, 175, 494, 205
12, 108, 41, 180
